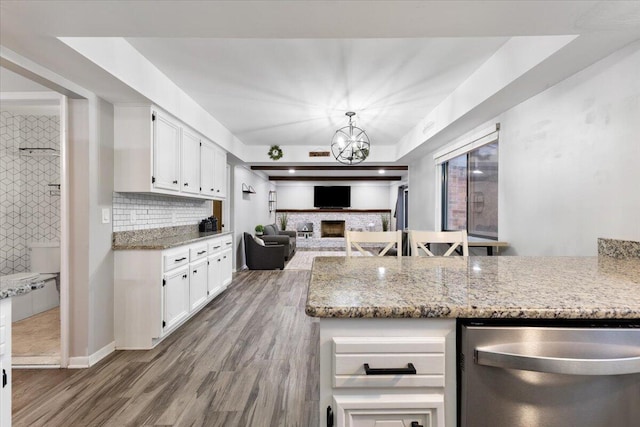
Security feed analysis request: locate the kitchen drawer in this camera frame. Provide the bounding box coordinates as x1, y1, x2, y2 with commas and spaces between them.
221, 235, 233, 248
333, 337, 445, 388
163, 249, 189, 272
208, 238, 223, 254
189, 244, 208, 261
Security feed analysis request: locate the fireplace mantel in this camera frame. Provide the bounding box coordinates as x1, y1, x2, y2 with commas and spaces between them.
276, 209, 391, 213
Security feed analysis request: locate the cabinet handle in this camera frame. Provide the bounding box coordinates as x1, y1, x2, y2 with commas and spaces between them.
182, 274, 187, 279
217, 189, 220, 192
225, 242, 232, 245
210, 188, 214, 192
184, 182, 189, 186
326, 406, 333, 427
2, 368, 6, 388
411, 423, 424, 427
213, 246, 221, 249
197, 250, 206, 255
175, 257, 187, 262
363, 363, 416, 375
193, 269, 198, 274
173, 180, 178, 184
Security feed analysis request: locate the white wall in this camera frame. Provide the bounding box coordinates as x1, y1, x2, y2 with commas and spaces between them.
409, 41, 640, 256
276, 182, 394, 210
232, 167, 276, 269
68, 97, 115, 359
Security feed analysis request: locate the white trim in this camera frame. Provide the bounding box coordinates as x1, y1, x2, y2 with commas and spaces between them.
59, 95, 69, 368
433, 123, 499, 164
67, 341, 115, 369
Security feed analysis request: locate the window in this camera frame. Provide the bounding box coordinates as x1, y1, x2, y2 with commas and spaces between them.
442, 141, 498, 239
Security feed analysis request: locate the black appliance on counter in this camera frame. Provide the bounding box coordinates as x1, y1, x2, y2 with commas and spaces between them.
199, 216, 218, 232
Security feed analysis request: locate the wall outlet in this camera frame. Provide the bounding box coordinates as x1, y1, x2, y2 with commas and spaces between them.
101, 208, 110, 224
130, 211, 137, 223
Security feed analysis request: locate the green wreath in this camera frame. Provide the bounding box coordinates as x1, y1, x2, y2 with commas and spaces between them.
268, 145, 283, 161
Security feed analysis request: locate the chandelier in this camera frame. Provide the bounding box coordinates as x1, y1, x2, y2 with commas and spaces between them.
330, 112, 370, 165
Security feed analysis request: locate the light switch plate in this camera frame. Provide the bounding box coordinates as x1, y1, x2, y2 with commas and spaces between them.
102, 208, 110, 224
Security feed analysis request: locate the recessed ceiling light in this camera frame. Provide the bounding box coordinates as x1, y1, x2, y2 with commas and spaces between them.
289, 168, 295, 174
378, 169, 385, 174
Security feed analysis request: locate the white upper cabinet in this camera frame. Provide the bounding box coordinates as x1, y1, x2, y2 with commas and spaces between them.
214, 146, 227, 198
153, 113, 181, 191
200, 140, 217, 197
181, 127, 201, 195
114, 105, 227, 200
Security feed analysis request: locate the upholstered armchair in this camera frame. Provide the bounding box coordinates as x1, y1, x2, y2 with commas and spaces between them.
243, 232, 285, 270
261, 224, 296, 260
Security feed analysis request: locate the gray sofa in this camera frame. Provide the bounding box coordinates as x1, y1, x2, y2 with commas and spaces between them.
262, 224, 296, 260
244, 232, 285, 270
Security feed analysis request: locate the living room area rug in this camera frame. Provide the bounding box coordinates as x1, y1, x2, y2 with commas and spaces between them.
284, 251, 362, 270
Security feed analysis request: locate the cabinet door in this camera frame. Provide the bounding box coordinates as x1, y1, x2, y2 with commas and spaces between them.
189, 260, 208, 311
181, 128, 201, 195
200, 140, 217, 197
221, 247, 232, 287
213, 147, 227, 198
207, 255, 223, 298
163, 267, 190, 333
332, 395, 443, 427
0, 299, 11, 427
153, 112, 181, 191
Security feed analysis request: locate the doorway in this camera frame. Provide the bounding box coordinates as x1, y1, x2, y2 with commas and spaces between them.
213, 200, 223, 231
1, 68, 70, 368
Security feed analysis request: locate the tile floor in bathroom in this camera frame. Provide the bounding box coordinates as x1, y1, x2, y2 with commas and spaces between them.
12, 307, 60, 365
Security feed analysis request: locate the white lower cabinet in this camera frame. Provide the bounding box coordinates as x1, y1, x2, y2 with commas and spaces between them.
163, 266, 190, 332
333, 394, 442, 427
1, 298, 11, 427
221, 247, 233, 287
189, 259, 208, 311
320, 319, 456, 427
115, 233, 233, 349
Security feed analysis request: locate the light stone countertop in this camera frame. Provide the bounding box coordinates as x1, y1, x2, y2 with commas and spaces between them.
112, 230, 233, 250
305, 256, 640, 319
1, 280, 45, 300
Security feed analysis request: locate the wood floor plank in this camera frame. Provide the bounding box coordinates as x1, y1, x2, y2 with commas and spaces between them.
13, 270, 318, 427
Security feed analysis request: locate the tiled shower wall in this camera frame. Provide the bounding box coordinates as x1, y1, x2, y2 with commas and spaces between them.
112, 193, 212, 232
0, 112, 61, 275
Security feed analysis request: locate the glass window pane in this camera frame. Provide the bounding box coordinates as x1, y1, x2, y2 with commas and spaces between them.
468, 142, 498, 238
446, 155, 467, 231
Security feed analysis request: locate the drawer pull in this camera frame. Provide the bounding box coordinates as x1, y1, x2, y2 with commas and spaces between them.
197, 250, 206, 255
363, 362, 416, 375
175, 257, 187, 262
411, 423, 423, 427
213, 245, 221, 249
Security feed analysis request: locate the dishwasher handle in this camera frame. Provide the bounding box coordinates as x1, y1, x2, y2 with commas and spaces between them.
476, 342, 640, 376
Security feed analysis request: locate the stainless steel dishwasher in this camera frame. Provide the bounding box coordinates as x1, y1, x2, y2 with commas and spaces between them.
459, 321, 640, 427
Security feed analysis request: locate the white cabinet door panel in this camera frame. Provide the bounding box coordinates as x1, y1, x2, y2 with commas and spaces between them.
189, 260, 208, 311
163, 266, 190, 333
333, 395, 443, 427
200, 140, 216, 197
153, 112, 181, 191
181, 128, 200, 194
213, 147, 227, 198
221, 247, 232, 287
207, 254, 223, 299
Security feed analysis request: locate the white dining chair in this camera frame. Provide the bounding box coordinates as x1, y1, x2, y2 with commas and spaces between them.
408, 230, 469, 256
345, 230, 403, 259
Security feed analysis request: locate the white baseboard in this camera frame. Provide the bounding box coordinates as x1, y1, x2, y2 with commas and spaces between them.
68, 341, 115, 369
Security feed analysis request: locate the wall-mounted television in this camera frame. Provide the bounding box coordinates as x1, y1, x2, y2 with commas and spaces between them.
314, 186, 351, 208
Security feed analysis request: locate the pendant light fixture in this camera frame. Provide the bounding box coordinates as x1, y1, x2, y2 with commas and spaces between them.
330, 112, 370, 165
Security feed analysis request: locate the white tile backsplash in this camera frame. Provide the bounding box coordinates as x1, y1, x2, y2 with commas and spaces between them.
0, 112, 60, 275
112, 192, 212, 232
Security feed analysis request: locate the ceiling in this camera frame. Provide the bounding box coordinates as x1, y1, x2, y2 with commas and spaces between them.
1, 1, 640, 180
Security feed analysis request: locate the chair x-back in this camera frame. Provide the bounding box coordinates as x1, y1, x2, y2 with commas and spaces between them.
409, 230, 469, 256
345, 230, 402, 259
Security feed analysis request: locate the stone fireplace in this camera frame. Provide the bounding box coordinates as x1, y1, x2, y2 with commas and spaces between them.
321, 220, 346, 238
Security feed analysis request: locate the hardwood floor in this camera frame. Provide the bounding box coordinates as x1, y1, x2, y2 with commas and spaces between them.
13, 270, 319, 427
12, 306, 61, 365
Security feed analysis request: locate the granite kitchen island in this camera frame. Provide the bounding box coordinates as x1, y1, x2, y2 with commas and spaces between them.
306, 256, 640, 427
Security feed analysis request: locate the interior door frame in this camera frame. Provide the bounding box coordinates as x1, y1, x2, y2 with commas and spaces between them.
0, 91, 69, 368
